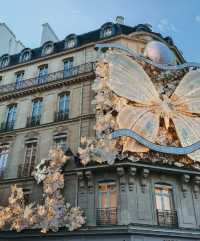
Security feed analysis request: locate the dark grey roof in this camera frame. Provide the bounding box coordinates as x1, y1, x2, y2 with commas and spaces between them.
0, 23, 174, 70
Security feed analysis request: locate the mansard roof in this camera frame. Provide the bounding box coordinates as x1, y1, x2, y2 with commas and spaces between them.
0, 23, 177, 70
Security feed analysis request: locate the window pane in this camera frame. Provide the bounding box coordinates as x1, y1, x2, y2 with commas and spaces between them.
6, 105, 17, 123
155, 185, 174, 211
98, 182, 117, 209
32, 100, 42, 117
59, 94, 69, 113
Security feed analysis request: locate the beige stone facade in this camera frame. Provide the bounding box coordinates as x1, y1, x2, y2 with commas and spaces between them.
0, 23, 184, 203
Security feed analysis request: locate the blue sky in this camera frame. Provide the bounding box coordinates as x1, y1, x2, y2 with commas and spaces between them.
0, 0, 200, 62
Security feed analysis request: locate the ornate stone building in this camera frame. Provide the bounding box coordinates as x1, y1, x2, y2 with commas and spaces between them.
0, 18, 199, 241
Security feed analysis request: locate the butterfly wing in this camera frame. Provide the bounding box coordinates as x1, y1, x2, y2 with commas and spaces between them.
171, 70, 200, 114
104, 51, 160, 105
170, 70, 200, 162
172, 113, 200, 162
117, 106, 160, 152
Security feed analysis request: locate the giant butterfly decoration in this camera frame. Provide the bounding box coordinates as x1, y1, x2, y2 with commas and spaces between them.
96, 43, 200, 163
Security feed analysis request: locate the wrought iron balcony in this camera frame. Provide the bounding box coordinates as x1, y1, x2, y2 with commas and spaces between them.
26, 115, 41, 127
156, 209, 178, 228
0, 62, 95, 95
0, 169, 4, 179
96, 208, 118, 225
17, 163, 35, 178
54, 111, 69, 122
0, 121, 15, 132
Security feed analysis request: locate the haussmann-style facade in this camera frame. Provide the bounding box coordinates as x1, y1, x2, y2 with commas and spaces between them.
0, 17, 200, 241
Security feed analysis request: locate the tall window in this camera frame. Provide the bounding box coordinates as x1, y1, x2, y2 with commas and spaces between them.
27, 99, 42, 127
0, 145, 9, 178
97, 181, 117, 225
32, 99, 42, 118
38, 65, 48, 84
5, 105, 17, 130
55, 93, 69, 122
59, 93, 69, 114
15, 71, 24, 89
63, 58, 73, 77
155, 184, 178, 227
22, 140, 37, 177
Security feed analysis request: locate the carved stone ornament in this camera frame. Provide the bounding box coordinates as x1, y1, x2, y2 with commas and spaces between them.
85, 170, 94, 192
128, 167, 137, 191
117, 167, 126, 192
181, 174, 190, 198
193, 175, 200, 199
141, 168, 150, 193
77, 171, 85, 189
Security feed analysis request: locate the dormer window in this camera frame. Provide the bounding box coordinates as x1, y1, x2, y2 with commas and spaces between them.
65, 34, 78, 49
100, 23, 116, 39
0, 55, 10, 68
20, 49, 31, 63
42, 42, 54, 56
67, 39, 75, 48
103, 27, 112, 38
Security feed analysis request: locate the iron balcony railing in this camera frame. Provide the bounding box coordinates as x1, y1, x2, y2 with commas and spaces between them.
96, 208, 118, 225
54, 111, 69, 122
0, 62, 95, 95
156, 209, 178, 228
17, 163, 35, 178
0, 169, 4, 179
0, 121, 15, 132
26, 115, 41, 127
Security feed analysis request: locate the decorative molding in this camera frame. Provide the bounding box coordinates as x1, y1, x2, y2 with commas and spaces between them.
111, 129, 200, 156
77, 171, 85, 190
141, 168, 149, 193
117, 167, 126, 192
85, 170, 94, 193
193, 176, 200, 199
181, 174, 190, 198
128, 167, 137, 191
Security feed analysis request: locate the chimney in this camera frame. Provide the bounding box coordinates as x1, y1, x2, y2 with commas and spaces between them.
115, 16, 125, 25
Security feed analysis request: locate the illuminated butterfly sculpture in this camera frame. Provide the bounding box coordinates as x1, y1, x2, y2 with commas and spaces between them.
94, 43, 200, 164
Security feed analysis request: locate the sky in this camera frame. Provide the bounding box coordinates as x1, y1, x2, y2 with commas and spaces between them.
0, 0, 200, 62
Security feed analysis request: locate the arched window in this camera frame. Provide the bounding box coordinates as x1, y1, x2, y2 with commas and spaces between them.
65, 34, 78, 49
42, 41, 54, 56
20, 48, 31, 62
154, 183, 178, 227
0, 54, 10, 68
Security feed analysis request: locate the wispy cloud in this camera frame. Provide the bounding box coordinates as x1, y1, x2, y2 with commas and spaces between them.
195, 15, 200, 23
157, 18, 179, 35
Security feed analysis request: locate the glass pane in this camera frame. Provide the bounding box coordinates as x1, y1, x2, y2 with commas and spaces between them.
98, 182, 117, 208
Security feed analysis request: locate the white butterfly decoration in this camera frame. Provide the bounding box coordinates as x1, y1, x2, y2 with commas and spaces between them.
102, 51, 200, 163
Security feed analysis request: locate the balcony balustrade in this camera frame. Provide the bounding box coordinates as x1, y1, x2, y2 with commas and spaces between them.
0, 62, 95, 95
26, 115, 41, 127
17, 163, 35, 178
156, 209, 178, 228
54, 111, 69, 122
96, 208, 118, 225
0, 121, 15, 132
